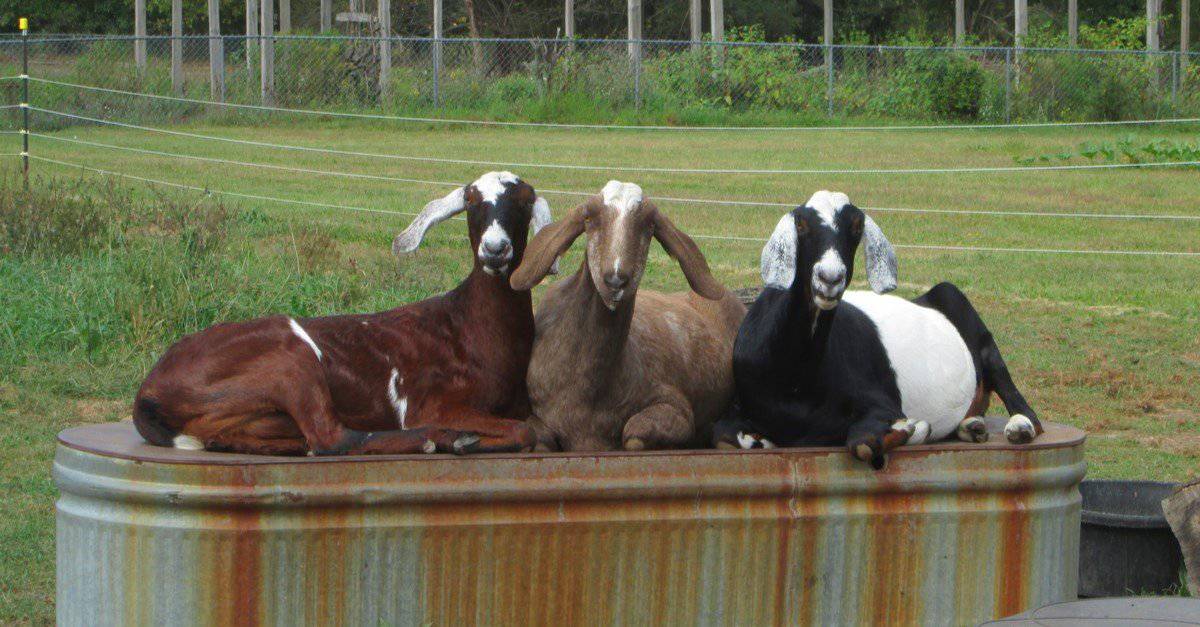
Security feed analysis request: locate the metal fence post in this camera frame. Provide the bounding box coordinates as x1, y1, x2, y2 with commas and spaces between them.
21, 17, 29, 190
1004, 48, 1013, 123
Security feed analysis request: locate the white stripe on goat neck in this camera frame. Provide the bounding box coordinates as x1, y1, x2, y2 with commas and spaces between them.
806, 190, 851, 231
387, 368, 408, 429
289, 318, 323, 361
472, 171, 519, 204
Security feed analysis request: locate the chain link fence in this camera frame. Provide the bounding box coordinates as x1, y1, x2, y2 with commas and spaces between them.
0, 34, 1198, 130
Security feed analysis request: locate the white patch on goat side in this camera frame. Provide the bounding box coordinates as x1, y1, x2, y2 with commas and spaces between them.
288, 318, 322, 361
602, 180, 643, 214
472, 171, 519, 204
173, 434, 204, 450
842, 291, 976, 441
387, 368, 408, 429
805, 190, 850, 231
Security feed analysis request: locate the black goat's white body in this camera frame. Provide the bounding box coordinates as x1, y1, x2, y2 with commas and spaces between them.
842, 291, 975, 442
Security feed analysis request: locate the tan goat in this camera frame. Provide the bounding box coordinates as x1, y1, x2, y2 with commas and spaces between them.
510, 181, 746, 451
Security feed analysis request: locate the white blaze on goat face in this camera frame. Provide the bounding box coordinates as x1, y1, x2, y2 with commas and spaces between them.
471, 171, 519, 204
811, 248, 847, 310
477, 219, 512, 274
806, 190, 851, 231
602, 180, 644, 267
288, 318, 322, 361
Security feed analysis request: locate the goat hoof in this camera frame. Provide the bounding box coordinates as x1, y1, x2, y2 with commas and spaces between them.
1004, 415, 1036, 444
736, 431, 776, 450
451, 433, 482, 455
958, 416, 989, 443
623, 437, 646, 451
849, 439, 886, 470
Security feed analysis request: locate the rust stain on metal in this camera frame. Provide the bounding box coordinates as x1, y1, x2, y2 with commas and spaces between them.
995, 454, 1032, 618
54, 420, 1086, 626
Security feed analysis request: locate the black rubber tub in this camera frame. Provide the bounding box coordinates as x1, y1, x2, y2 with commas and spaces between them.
1078, 480, 1185, 597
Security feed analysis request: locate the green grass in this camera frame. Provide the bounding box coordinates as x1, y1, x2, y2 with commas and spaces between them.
2, 120, 1199, 623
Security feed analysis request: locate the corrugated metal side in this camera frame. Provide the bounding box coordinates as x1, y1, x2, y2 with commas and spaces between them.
55, 423, 1084, 626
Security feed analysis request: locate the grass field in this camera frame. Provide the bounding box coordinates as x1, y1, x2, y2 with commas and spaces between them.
2, 119, 1199, 622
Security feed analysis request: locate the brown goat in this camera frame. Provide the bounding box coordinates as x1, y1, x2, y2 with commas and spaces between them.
510, 181, 746, 451
133, 172, 547, 456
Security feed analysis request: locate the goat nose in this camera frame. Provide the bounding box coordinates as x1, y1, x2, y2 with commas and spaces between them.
604, 272, 629, 290
818, 266, 845, 285
483, 239, 510, 255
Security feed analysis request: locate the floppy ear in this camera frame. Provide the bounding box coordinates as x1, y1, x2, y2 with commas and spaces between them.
530, 195, 559, 275
761, 212, 798, 290
651, 206, 726, 301
862, 215, 898, 293
510, 201, 587, 291
392, 186, 467, 255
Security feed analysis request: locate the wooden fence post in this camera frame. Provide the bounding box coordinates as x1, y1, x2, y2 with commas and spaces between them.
261, 0, 275, 106
246, 0, 259, 75
955, 0, 965, 46
280, 0, 291, 34
208, 0, 224, 101
1183, 0, 1191, 80
321, 0, 332, 32
135, 0, 147, 76
379, 0, 391, 100
690, 0, 702, 51
709, 0, 723, 43
1069, 0, 1078, 47
171, 0, 183, 94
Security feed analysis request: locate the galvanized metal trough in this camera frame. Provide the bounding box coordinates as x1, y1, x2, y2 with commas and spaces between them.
55, 419, 1085, 626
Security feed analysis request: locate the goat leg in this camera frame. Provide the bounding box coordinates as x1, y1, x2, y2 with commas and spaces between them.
420, 399, 536, 453
622, 401, 695, 451
330, 427, 479, 455
846, 416, 914, 470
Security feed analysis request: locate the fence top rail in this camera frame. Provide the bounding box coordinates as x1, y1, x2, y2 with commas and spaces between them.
6, 33, 1199, 58
26, 76, 1200, 132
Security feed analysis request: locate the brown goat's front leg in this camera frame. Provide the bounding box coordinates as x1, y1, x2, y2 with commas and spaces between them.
421, 399, 536, 453
622, 402, 695, 451
338, 427, 478, 455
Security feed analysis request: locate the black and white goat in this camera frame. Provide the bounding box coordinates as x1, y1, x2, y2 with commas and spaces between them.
716, 191, 1041, 468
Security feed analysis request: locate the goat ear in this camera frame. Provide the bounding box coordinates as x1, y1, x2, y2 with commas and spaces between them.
392, 187, 468, 255
761, 212, 798, 290
862, 215, 898, 293
530, 196, 559, 275
652, 207, 725, 301
510, 201, 586, 291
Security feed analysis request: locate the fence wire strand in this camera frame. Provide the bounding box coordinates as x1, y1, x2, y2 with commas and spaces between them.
28, 154, 1200, 258
24, 75, 1200, 132
25, 106, 1200, 177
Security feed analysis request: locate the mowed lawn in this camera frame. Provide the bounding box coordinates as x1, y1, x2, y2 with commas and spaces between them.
2, 119, 1199, 622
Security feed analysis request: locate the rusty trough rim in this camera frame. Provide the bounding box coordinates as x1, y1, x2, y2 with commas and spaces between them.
58, 419, 1084, 465
54, 421, 1086, 509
